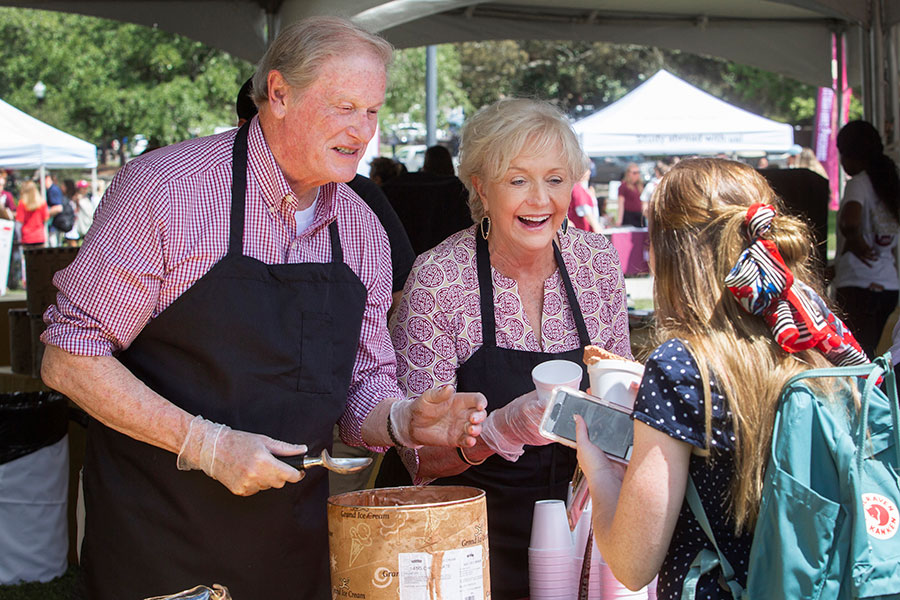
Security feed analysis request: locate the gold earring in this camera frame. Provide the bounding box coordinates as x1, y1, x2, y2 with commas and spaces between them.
480, 216, 491, 240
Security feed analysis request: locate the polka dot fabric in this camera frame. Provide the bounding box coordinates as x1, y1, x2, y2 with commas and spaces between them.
390, 225, 633, 396
632, 339, 753, 600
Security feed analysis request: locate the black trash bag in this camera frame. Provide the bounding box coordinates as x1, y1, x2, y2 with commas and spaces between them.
0, 392, 68, 465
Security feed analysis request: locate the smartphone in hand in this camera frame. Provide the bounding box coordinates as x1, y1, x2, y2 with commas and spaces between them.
539, 387, 634, 463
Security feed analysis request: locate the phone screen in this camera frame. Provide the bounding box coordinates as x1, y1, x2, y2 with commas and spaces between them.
549, 389, 634, 459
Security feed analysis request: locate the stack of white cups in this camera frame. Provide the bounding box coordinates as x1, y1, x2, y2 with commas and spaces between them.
572, 508, 602, 599
529, 499, 575, 599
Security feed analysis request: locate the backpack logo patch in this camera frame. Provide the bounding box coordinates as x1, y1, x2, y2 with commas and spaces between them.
863, 493, 900, 539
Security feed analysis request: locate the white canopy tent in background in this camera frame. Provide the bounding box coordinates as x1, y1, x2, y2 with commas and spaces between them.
0, 98, 98, 219
0, 98, 97, 170
573, 70, 794, 156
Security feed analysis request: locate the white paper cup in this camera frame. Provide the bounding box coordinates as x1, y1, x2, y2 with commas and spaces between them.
530, 499, 574, 551
587, 359, 645, 410
532, 359, 584, 402
572, 508, 593, 559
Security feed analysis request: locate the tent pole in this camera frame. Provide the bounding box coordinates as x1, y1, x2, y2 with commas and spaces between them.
266, 10, 279, 47
91, 167, 98, 205
837, 29, 844, 132
862, 23, 874, 121
426, 45, 437, 148
889, 24, 900, 146
873, 0, 886, 135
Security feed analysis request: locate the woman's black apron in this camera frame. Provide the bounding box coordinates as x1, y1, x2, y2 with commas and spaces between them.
80, 122, 367, 600
378, 231, 590, 600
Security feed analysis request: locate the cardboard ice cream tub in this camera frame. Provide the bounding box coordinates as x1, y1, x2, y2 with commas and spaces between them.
327, 485, 490, 599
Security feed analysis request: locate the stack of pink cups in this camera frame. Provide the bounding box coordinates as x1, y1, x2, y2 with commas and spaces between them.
572, 508, 602, 599
529, 499, 575, 599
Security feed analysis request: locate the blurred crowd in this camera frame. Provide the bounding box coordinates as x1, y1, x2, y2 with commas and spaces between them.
0, 168, 101, 289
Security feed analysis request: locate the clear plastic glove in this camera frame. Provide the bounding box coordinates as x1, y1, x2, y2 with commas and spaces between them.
390, 385, 488, 448
480, 390, 551, 462
176, 415, 307, 496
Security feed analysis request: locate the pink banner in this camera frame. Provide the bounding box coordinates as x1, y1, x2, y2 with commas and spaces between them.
814, 33, 852, 210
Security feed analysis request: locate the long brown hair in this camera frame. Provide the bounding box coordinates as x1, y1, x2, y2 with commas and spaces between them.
20, 181, 44, 212
648, 158, 832, 533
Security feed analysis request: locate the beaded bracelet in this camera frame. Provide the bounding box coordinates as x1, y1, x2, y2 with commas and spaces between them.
387, 412, 405, 448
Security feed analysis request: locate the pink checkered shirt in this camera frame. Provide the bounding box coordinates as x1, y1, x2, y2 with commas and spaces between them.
42, 117, 399, 450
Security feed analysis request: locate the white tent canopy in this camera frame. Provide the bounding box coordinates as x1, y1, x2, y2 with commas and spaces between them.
0, 98, 97, 169
573, 70, 794, 156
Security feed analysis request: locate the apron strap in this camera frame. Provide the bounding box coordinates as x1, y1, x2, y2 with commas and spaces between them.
475, 231, 591, 349
328, 220, 343, 264
229, 121, 344, 267
229, 121, 251, 256
475, 232, 497, 347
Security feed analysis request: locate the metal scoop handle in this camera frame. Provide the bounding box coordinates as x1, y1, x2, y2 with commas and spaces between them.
277, 449, 373, 475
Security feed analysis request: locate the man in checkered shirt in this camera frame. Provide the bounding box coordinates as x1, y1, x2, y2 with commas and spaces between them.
39, 17, 486, 600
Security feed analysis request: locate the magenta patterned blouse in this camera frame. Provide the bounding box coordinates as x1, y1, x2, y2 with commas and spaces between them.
390, 225, 633, 398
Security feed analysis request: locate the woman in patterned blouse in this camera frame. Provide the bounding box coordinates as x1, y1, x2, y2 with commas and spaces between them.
376, 98, 632, 599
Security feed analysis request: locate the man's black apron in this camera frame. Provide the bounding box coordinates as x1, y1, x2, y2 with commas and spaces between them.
378, 232, 590, 600
80, 122, 367, 600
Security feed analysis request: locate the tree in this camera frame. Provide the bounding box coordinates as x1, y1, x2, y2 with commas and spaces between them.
456, 38, 847, 128
383, 44, 472, 133
0, 7, 253, 157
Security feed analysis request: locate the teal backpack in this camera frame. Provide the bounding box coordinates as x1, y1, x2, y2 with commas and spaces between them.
682, 354, 900, 599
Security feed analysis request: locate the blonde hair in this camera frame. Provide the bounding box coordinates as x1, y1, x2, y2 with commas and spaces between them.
252, 16, 393, 106
458, 98, 590, 221
623, 162, 644, 192
649, 158, 832, 533
794, 147, 829, 180
20, 181, 44, 212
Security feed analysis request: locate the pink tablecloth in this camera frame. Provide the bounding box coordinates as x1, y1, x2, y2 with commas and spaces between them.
601, 227, 650, 276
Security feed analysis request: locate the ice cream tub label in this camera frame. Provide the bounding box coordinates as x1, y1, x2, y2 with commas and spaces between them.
327, 485, 490, 599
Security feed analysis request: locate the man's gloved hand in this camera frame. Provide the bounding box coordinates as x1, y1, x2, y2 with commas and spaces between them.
176, 415, 307, 496
390, 385, 488, 449
480, 390, 550, 461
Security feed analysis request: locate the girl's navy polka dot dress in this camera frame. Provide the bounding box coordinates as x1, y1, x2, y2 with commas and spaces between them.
632, 339, 753, 600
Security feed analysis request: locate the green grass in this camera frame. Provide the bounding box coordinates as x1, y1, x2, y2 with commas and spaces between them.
0, 566, 85, 600
630, 297, 655, 311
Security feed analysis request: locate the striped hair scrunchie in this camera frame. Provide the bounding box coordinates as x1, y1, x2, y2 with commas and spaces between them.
724, 203, 869, 367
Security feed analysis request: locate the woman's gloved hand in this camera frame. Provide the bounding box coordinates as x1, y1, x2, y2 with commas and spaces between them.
176, 415, 307, 496
480, 390, 551, 461
390, 385, 488, 449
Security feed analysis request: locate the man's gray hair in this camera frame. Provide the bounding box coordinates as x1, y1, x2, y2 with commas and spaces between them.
251, 16, 393, 106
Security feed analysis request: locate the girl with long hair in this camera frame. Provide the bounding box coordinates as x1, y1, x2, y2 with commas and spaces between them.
833, 120, 900, 358
15, 180, 49, 247
575, 158, 866, 598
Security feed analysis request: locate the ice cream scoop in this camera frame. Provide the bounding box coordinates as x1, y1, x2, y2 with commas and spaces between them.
276, 449, 372, 475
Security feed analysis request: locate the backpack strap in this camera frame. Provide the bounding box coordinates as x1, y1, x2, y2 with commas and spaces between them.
682, 476, 744, 600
